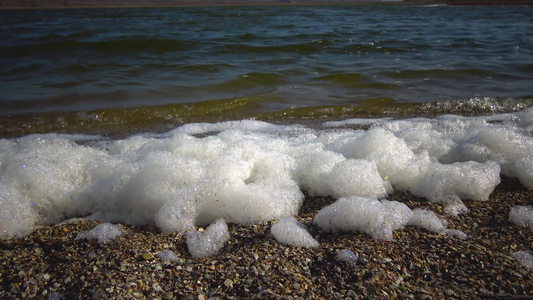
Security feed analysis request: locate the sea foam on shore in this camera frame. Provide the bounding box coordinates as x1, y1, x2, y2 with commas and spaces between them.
1, 109, 533, 248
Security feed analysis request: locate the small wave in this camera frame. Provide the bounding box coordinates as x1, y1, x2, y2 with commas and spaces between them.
381, 68, 520, 81
87, 38, 196, 54
1, 38, 197, 58
420, 97, 533, 114
1, 96, 533, 139
340, 43, 409, 55
220, 41, 326, 54
236, 33, 256, 40
0, 97, 260, 138
315, 73, 401, 91
203, 72, 288, 92
177, 64, 222, 74
258, 97, 533, 121
316, 73, 371, 84
3, 63, 47, 76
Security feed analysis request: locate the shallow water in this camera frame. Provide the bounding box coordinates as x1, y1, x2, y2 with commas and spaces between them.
1, 4, 532, 137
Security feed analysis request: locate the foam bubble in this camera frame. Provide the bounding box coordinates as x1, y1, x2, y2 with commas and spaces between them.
156, 249, 179, 262
76, 223, 122, 243
509, 206, 533, 229
445, 229, 468, 239
293, 151, 390, 199
271, 217, 319, 248
446, 127, 533, 189
415, 161, 501, 205
381, 199, 414, 230
335, 249, 358, 263
407, 209, 447, 233
516, 107, 533, 127
512, 251, 533, 269
326, 159, 391, 199
187, 218, 229, 259
314, 196, 412, 240
334, 127, 424, 191
293, 151, 346, 196
0, 136, 104, 237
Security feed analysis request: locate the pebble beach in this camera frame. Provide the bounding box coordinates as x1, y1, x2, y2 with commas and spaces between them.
1, 177, 531, 299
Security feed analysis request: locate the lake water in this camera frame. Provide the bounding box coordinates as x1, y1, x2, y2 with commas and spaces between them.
1, 4, 532, 137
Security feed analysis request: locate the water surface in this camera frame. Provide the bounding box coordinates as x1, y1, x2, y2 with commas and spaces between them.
1, 4, 532, 136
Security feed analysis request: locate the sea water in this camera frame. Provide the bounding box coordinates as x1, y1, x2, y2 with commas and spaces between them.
0, 4, 532, 136
1, 4, 533, 258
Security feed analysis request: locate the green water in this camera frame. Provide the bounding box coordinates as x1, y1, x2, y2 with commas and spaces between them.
1, 4, 532, 137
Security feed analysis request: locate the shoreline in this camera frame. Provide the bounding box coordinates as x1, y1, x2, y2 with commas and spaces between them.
2, 0, 533, 10
0, 177, 532, 299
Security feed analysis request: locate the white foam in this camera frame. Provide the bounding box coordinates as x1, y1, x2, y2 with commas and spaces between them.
293, 151, 346, 197
166, 119, 307, 137
381, 199, 415, 230
1, 110, 533, 241
444, 200, 469, 216
314, 197, 466, 241
293, 152, 390, 199
333, 127, 424, 191
512, 251, 533, 269
407, 209, 467, 238
326, 159, 391, 199
186, 218, 229, 259
335, 249, 358, 263
323, 118, 393, 127
444, 126, 533, 189
445, 229, 468, 239
509, 206, 533, 229
0, 136, 105, 237
76, 223, 122, 243
156, 249, 179, 262
314, 196, 412, 240
271, 217, 319, 248
416, 161, 501, 204
331, 127, 502, 206
407, 209, 447, 233
515, 107, 533, 128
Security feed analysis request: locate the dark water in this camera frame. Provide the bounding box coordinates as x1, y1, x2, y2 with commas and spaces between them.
1, 4, 532, 137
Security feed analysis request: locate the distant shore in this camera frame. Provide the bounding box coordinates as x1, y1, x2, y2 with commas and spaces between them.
2, 0, 533, 10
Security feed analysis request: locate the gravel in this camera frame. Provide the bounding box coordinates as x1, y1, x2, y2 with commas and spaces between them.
0, 177, 532, 299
